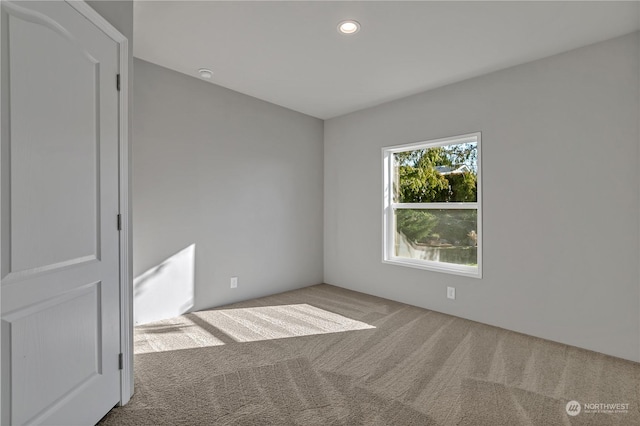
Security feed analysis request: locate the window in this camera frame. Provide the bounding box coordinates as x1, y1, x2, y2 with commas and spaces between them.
383, 133, 481, 278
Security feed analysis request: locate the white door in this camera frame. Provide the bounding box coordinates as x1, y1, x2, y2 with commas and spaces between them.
1, 1, 121, 424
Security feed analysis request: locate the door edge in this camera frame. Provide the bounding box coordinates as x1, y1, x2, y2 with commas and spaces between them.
65, 0, 133, 406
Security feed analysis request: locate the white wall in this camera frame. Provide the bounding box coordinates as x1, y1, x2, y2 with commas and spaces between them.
324, 33, 640, 361
133, 58, 324, 319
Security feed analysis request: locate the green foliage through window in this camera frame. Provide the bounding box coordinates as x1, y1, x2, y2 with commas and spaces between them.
393, 142, 478, 266
394, 143, 477, 203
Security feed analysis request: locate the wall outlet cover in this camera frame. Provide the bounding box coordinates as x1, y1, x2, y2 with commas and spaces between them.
447, 286, 455, 300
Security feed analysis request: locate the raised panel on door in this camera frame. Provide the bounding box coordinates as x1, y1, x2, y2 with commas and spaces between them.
1, 1, 123, 425
6, 6, 100, 279
3, 282, 103, 425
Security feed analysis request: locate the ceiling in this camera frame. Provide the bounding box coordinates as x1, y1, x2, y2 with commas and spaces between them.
134, 1, 640, 119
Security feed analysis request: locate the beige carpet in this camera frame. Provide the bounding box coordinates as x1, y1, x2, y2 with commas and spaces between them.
99, 284, 640, 425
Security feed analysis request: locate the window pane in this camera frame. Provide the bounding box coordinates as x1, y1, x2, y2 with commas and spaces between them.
394, 209, 478, 266
393, 142, 477, 203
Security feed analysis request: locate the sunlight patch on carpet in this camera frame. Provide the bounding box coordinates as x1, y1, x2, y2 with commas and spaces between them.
135, 304, 375, 354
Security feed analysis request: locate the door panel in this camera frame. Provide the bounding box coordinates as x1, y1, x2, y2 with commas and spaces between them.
7, 11, 99, 276
4, 282, 102, 425
1, 1, 121, 424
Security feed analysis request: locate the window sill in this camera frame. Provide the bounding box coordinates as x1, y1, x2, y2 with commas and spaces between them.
383, 257, 482, 279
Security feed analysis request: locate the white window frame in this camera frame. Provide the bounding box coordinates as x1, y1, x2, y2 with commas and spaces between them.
382, 132, 482, 278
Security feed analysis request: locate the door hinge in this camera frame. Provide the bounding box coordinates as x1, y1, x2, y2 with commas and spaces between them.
117, 214, 122, 231
118, 353, 124, 370
116, 74, 121, 91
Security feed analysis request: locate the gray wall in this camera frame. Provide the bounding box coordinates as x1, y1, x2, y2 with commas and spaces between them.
133, 58, 324, 316
324, 33, 640, 361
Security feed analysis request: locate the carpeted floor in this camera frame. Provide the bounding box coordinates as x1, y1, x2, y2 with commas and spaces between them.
99, 284, 639, 425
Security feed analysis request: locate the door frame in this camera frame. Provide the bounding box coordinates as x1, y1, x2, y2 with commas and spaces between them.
64, 0, 133, 406
0, 0, 133, 408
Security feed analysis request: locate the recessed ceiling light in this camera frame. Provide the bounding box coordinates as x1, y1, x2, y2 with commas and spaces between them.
198, 68, 213, 79
338, 20, 360, 35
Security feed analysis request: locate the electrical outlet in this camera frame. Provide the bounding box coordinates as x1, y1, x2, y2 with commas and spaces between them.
230, 277, 238, 289
447, 286, 456, 300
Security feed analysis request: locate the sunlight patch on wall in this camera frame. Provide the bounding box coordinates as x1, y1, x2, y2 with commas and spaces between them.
135, 303, 375, 354
134, 244, 195, 325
